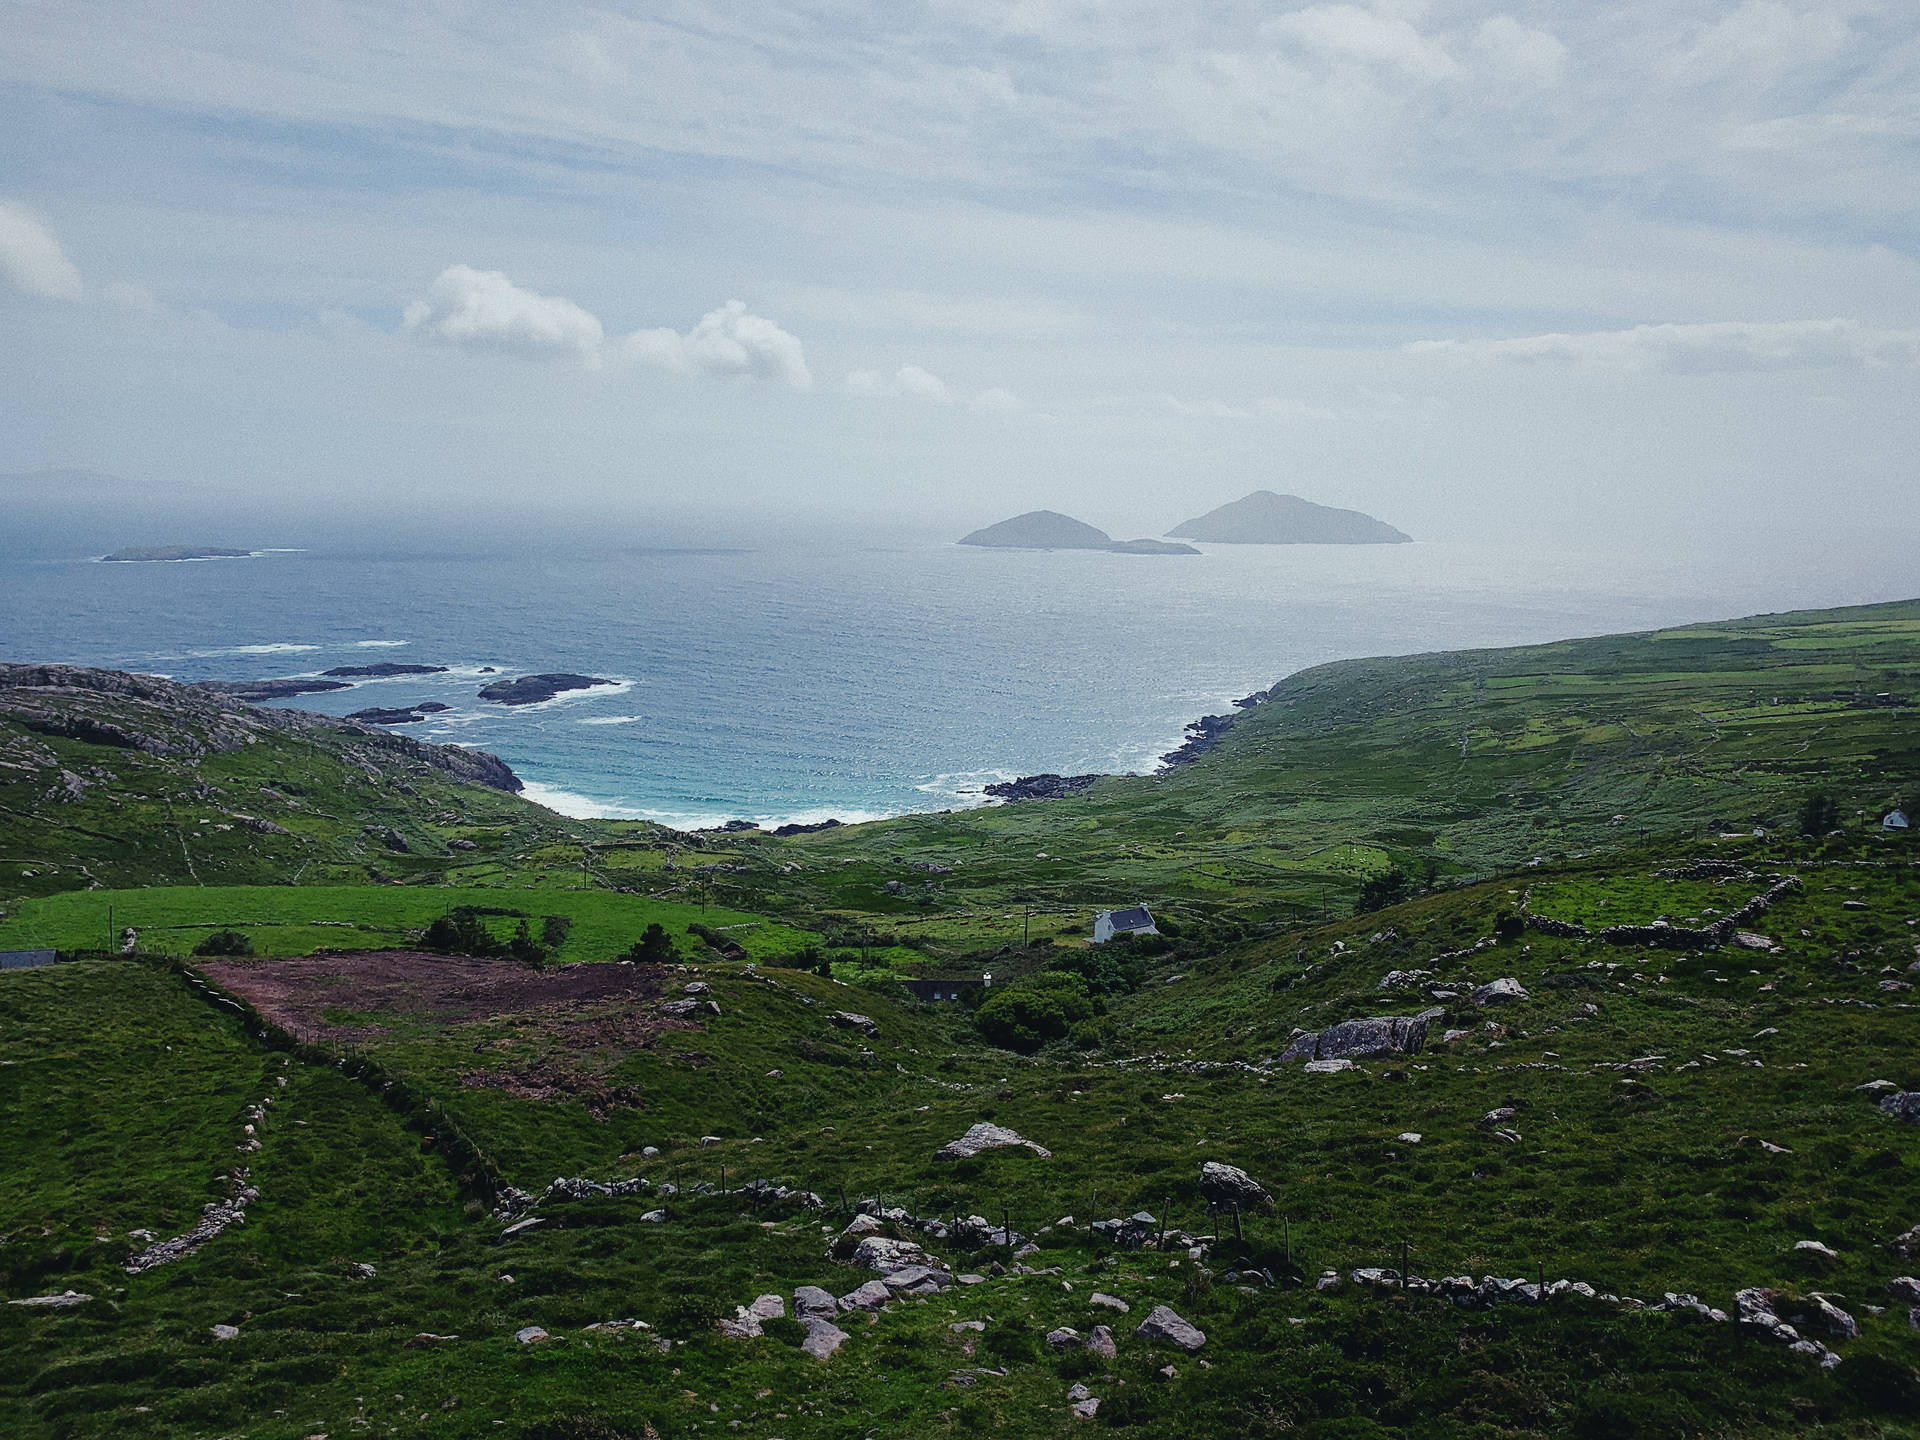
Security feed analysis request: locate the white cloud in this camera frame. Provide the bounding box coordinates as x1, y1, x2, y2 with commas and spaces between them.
1267, 4, 1458, 81
625, 300, 811, 390
0, 201, 83, 300
1158, 393, 1335, 421
1663, 1, 1853, 88
1472, 15, 1567, 88
970, 386, 1024, 414
1406, 319, 1920, 373
403, 264, 604, 363
847, 363, 951, 401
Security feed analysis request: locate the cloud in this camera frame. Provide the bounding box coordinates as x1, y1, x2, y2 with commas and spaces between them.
1405, 319, 1920, 373
1266, 4, 1458, 81
1662, 1, 1852, 87
846, 363, 951, 401
0, 201, 83, 300
625, 300, 811, 390
403, 264, 604, 363
846, 364, 1024, 411
1472, 15, 1567, 88
1158, 393, 1335, 421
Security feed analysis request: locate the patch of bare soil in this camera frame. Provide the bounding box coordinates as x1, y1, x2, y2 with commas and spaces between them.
201, 951, 674, 1037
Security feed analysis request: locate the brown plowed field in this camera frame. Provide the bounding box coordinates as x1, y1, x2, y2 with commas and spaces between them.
202, 950, 668, 1041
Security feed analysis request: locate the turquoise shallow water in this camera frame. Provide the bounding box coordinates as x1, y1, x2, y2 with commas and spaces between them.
4, 526, 1914, 828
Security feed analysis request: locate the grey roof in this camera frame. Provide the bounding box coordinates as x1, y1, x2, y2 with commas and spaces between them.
0, 949, 58, 970
1105, 906, 1155, 931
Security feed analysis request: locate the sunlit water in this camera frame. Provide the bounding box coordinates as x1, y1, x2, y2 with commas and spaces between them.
5, 528, 1915, 829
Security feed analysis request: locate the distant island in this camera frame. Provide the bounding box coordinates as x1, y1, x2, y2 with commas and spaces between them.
1167, 491, 1411, 545
959, 510, 1198, 555
348, 702, 453, 725
101, 545, 254, 563
478, 673, 614, 706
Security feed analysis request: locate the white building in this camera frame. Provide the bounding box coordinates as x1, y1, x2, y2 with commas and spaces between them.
1884, 808, 1910, 831
1093, 905, 1158, 944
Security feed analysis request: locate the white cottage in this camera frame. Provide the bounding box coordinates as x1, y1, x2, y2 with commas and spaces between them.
1093, 905, 1158, 944
1884, 807, 1910, 831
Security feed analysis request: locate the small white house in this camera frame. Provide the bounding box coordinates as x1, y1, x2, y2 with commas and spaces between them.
1093, 905, 1158, 944
1884, 808, 1910, 831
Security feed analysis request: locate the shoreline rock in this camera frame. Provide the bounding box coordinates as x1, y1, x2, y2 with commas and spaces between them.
478, 673, 615, 706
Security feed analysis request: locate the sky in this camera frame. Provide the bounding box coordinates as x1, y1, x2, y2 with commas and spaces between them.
1, 0, 1917, 544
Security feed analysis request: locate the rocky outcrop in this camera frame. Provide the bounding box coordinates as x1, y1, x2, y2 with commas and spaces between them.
1135, 1305, 1206, 1351
192, 678, 354, 702
1279, 1014, 1432, 1063
1160, 713, 1235, 770
477, 674, 614, 706
773, 818, 843, 836
347, 703, 451, 725
935, 1122, 1052, 1160
984, 773, 1100, 802
323, 663, 448, 678
1881, 1092, 1920, 1127
1198, 1161, 1271, 1210
1471, 978, 1528, 1006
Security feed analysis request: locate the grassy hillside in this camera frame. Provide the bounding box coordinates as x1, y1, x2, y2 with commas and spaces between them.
3, 601, 1920, 1439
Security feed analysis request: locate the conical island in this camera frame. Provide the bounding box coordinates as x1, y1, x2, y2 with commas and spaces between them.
960, 510, 1197, 554
1168, 490, 1411, 544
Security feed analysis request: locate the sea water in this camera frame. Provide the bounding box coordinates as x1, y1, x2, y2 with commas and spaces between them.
4, 524, 1914, 830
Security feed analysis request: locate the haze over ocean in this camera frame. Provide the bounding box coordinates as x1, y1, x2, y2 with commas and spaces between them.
7, 525, 1916, 831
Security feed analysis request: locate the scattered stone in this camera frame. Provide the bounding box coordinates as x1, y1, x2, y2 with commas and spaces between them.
950, 1320, 986, 1333
851, 1235, 930, 1274
801, 1317, 850, 1359
7, 1291, 91, 1309
1888, 1277, 1920, 1303
639, 1209, 667, 1223
1471, 978, 1529, 1006
1316, 1271, 1342, 1293
514, 1326, 548, 1345
1135, 1304, 1206, 1351
1090, 1292, 1130, 1313
1794, 1240, 1840, 1261
1198, 1160, 1270, 1209
935, 1122, 1052, 1160
1088, 1323, 1117, 1360
1046, 1327, 1083, 1349
1073, 1398, 1100, 1419
1807, 1294, 1858, 1340
830, 1011, 879, 1035
1067, 1382, 1090, 1402
838, 1279, 893, 1311
210, 1324, 240, 1341
1881, 1092, 1920, 1126
1304, 1058, 1354, 1074
793, 1285, 839, 1320
346, 1262, 377, 1280
1395, 1132, 1422, 1144
746, 1294, 785, 1321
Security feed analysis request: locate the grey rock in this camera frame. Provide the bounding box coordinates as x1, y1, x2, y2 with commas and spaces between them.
1072, 1398, 1100, 1419
1135, 1304, 1206, 1351
1067, 1382, 1091, 1402
801, 1317, 850, 1358
1087, 1324, 1117, 1360
1198, 1161, 1271, 1210
6, 1291, 92, 1309
1808, 1294, 1858, 1340
1887, 1277, 1920, 1304
1090, 1292, 1130, 1312
1278, 1014, 1430, 1063
794, 1285, 840, 1320
1471, 978, 1529, 1006
935, 1122, 1052, 1160
1046, 1327, 1083, 1349
1881, 1092, 1920, 1126
210, 1323, 240, 1341
514, 1326, 547, 1344
830, 1010, 878, 1034
839, 1279, 893, 1310
1304, 1057, 1353, 1074
746, 1293, 785, 1321
851, 1235, 928, 1273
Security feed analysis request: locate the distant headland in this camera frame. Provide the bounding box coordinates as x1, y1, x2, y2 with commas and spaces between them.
100, 545, 254, 563
1168, 491, 1411, 545
958, 510, 1198, 555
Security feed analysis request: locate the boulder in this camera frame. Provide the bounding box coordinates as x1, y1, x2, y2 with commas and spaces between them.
1794, 1239, 1840, 1261
514, 1326, 548, 1345
851, 1235, 929, 1273
830, 1011, 879, 1035
1046, 1327, 1083, 1350
6, 1291, 92, 1309
1087, 1324, 1117, 1360
1807, 1294, 1858, 1340
1471, 978, 1529, 1006
1090, 1292, 1131, 1313
1073, 1398, 1100, 1420
801, 1317, 850, 1359
210, 1324, 240, 1341
1135, 1304, 1206, 1351
794, 1285, 840, 1320
718, 1314, 763, 1339
1278, 1014, 1430, 1063
746, 1294, 785, 1321
1304, 1058, 1353, 1074
1888, 1277, 1920, 1304
1881, 1092, 1920, 1127
1198, 1161, 1271, 1210
839, 1279, 894, 1310
935, 1122, 1053, 1160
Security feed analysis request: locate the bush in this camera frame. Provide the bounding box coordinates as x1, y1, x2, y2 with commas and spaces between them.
421, 908, 507, 957
619, 923, 677, 964
977, 972, 1095, 1053
540, 914, 573, 950
192, 929, 254, 957
1798, 792, 1841, 836
1354, 868, 1414, 915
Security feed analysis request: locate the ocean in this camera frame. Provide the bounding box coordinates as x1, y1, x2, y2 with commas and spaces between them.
5, 524, 1915, 830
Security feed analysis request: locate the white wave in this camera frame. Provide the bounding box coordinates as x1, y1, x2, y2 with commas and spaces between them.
518, 779, 889, 830
507, 678, 636, 709
191, 642, 321, 656
519, 780, 656, 820
913, 768, 1016, 808
354, 639, 409, 648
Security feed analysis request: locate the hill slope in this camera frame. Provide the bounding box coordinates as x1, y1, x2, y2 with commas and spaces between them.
959, 510, 1114, 548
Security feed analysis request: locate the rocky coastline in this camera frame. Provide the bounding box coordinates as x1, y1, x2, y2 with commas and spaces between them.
478, 673, 614, 706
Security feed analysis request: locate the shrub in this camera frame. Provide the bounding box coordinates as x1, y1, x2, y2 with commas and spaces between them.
977, 972, 1095, 1053
1798, 792, 1841, 836
619, 923, 677, 964
539, 914, 573, 950
421, 908, 507, 957
192, 929, 254, 957
1355, 868, 1414, 915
